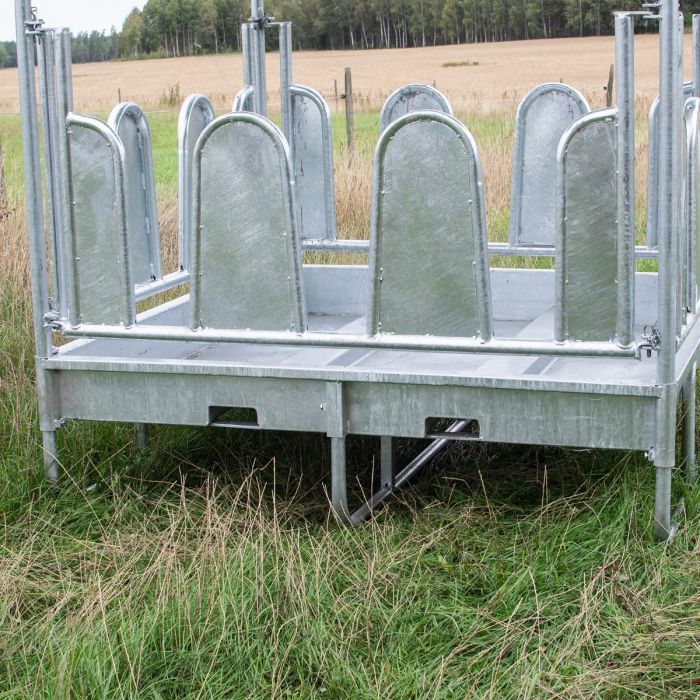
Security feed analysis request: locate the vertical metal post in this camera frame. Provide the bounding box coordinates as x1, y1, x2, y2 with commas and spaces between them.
684, 364, 697, 484
380, 436, 395, 489
326, 382, 350, 522
615, 14, 635, 348
693, 15, 700, 98
653, 0, 682, 541
250, 0, 267, 116
242, 22, 253, 86
279, 22, 293, 147
15, 0, 59, 481
36, 30, 60, 309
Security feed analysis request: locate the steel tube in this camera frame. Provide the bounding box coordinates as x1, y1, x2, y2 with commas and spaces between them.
684, 363, 697, 484
301, 239, 660, 258
55, 322, 643, 359
36, 30, 61, 309
279, 23, 292, 145
16, 0, 50, 360
615, 14, 636, 348
135, 270, 190, 302
694, 16, 700, 98
250, 1, 267, 116
656, 0, 681, 386
241, 22, 253, 85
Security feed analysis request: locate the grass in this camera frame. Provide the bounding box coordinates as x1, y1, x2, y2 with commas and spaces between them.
0, 91, 699, 697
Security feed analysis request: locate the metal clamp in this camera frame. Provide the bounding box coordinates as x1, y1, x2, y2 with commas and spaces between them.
24, 7, 44, 34
642, 323, 662, 357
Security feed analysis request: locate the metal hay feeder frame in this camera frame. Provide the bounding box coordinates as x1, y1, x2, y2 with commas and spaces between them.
14, 0, 700, 540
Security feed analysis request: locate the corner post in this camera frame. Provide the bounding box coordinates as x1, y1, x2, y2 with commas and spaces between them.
653, 0, 683, 540
16, 0, 60, 481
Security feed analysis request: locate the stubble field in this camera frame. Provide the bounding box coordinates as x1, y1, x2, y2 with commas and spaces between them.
0, 35, 699, 698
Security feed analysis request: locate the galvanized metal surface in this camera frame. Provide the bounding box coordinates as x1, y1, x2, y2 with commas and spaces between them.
178, 94, 215, 271
65, 114, 134, 327
556, 109, 618, 343
685, 98, 700, 312
191, 113, 306, 332
15, 0, 700, 541
368, 111, 492, 340
508, 83, 589, 248
108, 102, 162, 285
290, 85, 337, 240
379, 84, 453, 132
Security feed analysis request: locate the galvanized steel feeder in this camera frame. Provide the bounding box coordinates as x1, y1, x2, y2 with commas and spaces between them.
14, 0, 699, 540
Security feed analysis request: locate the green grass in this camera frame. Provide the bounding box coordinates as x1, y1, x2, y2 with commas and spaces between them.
0, 107, 698, 698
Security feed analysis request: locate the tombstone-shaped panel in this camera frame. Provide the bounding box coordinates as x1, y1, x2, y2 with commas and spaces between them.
178, 94, 215, 271
290, 85, 337, 240
66, 115, 134, 327
191, 114, 306, 332
646, 82, 693, 249
379, 84, 452, 133
368, 111, 492, 340
509, 84, 590, 247
555, 110, 618, 343
108, 103, 162, 284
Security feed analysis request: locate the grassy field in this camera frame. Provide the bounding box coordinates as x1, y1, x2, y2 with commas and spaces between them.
1, 38, 700, 698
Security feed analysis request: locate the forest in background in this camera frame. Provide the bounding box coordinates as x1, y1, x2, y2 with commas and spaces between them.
1, 0, 700, 67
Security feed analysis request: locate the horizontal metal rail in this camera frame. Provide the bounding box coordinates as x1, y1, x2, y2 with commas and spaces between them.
302, 238, 660, 259
54, 321, 643, 359
134, 270, 190, 302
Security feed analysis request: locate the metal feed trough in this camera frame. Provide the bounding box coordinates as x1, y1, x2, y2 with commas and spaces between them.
15, 0, 700, 540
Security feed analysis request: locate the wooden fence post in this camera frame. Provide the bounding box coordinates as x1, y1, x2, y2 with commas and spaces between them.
345, 67, 354, 155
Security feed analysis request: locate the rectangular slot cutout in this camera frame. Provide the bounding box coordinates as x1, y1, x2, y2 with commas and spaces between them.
425, 417, 480, 441
209, 406, 259, 429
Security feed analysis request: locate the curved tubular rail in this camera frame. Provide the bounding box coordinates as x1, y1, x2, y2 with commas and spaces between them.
108, 101, 163, 283
190, 111, 306, 334
289, 84, 338, 240
368, 110, 493, 341
232, 84, 254, 112
65, 113, 134, 328
178, 94, 215, 271
55, 322, 643, 359
379, 84, 453, 132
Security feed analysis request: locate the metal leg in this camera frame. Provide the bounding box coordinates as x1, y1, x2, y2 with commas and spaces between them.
42, 430, 59, 482
380, 436, 395, 489
136, 423, 149, 451
683, 364, 697, 485
654, 465, 679, 542
330, 437, 350, 523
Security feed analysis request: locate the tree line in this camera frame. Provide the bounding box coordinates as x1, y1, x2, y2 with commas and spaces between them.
0, 1, 699, 68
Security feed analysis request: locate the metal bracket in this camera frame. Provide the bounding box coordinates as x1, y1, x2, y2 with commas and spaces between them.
250, 13, 274, 30
24, 7, 44, 35
642, 323, 662, 357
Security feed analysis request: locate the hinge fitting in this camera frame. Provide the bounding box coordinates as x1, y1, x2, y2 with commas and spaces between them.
642, 323, 661, 358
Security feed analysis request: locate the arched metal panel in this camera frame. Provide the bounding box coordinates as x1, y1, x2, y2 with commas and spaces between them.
191, 113, 306, 333
647, 82, 694, 250
289, 85, 337, 240
66, 114, 134, 327
555, 109, 619, 343
108, 102, 162, 284
379, 84, 452, 133
509, 83, 590, 248
178, 94, 215, 271
368, 111, 492, 340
